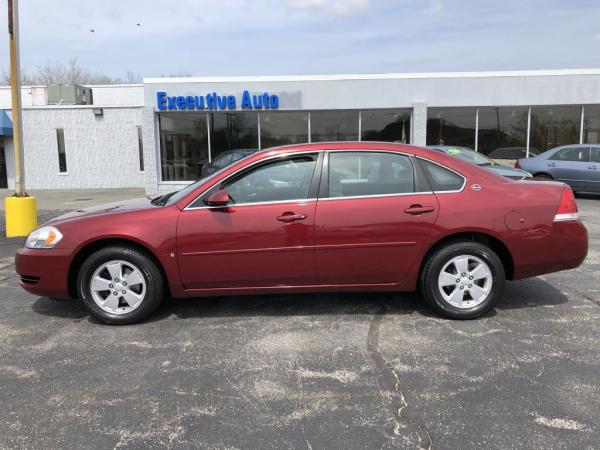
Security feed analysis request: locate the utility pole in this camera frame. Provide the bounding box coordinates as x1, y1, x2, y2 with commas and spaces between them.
8, 0, 25, 196
5, 0, 37, 237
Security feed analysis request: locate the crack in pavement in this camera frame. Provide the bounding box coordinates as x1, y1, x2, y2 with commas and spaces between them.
367, 308, 433, 450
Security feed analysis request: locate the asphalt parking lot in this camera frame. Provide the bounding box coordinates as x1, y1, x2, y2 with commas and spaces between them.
0, 194, 599, 449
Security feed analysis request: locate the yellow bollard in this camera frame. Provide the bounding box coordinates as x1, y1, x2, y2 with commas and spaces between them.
4, 196, 37, 237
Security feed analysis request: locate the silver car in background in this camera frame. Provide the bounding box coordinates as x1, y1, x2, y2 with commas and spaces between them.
428, 146, 532, 179
516, 144, 600, 193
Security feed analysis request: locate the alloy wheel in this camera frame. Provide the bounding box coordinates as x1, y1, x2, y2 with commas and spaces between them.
437, 255, 493, 309
89, 260, 147, 315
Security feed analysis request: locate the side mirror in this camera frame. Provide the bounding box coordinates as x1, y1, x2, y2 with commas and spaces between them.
205, 190, 230, 207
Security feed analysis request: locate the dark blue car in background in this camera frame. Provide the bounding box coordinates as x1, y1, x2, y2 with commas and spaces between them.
517, 144, 600, 193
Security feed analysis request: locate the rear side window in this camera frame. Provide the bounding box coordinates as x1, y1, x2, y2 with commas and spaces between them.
590, 147, 600, 163
550, 147, 590, 162
419, 159, 465, 192
328, 152, 414, 198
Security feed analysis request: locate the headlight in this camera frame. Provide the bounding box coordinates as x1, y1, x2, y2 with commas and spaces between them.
25, 226, 63, 249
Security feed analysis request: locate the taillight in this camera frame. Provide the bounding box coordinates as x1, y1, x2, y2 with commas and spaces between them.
554, 187, 578, 222
514, 160, 522, 169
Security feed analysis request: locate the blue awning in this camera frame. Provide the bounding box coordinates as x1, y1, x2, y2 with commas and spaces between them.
0, 110, 13, 136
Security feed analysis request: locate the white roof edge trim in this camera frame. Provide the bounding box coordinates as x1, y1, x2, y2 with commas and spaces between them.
83, 84, 144, 88
143, 68, 600, 84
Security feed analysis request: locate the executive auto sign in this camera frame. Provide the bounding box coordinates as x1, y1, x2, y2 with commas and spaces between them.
156, 91, 280, 111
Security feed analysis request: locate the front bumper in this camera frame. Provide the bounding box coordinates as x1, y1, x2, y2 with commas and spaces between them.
15, 247, 73, 299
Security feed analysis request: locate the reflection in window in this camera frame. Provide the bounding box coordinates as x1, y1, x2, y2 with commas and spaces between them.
210, 112, 258, 158
420, 159, 465, 192
477, 107, 529, 156
137, 126, 144, 172
361, 109, 411, 143
550, 147, 589, 162
530, 106, 581, 152
311, 110, 359, 142
426, 108, 476, 148
260, 112, 308, 148
159, 113, 209, 181
224, 155, 317, 204
328, 152, 414, 197
583, 105, 600, 144
56, 129, 67, 173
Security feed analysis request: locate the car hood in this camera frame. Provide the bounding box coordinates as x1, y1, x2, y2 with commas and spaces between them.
484, 164, 531, 178
46, 197, 157, 224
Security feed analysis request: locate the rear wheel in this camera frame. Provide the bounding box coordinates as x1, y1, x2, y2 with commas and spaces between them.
420, 242, 505, 319
77, 246, 165, 325
533, 173, 553, 180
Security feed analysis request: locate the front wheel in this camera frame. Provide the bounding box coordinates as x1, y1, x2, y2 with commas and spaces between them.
77, 246, 165, 325
420, 242, 505, 319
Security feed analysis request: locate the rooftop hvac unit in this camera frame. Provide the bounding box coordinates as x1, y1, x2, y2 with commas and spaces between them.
47, 84, 93, 105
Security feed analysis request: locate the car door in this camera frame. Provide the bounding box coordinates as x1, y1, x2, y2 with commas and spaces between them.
588, 146, 600, 192
546, 147, 590, 190
177, 152, 321, 290
314, 150, 439, 285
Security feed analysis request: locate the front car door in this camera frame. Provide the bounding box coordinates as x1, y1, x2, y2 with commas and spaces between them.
314, 150, 440, 285
177, 152, 321, 290
546, 146, 591, 190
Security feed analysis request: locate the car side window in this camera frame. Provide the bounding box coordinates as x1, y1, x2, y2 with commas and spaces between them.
550, 147, 590, 162
419, 159, 465, 192
590, 147, 600, 163
222, 154, 317, 204
327, 152, 414, 198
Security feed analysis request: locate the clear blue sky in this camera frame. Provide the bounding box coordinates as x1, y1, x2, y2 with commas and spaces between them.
1, 0, 599, 78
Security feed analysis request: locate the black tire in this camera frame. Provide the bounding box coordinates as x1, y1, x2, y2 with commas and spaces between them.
420, 241, 505, 319
533, 173, 553, 180
77, 246, 165, 325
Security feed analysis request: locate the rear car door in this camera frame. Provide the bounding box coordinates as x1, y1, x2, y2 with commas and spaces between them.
588, 147, 600, 192
546, 147, 590, 190
177, 153, 321, 289
314, 150, 439, 285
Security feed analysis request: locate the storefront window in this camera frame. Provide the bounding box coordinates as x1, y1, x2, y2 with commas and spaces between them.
159, 113, 209, 182
311, 110, 359, 142
583, 105, 600, 144
530, 105, 581, 152
260, 112, 309, 148
426, 108, 476, 148
210, 112, 259, 158
361, 109, 411, 143
477, 107, 529, 156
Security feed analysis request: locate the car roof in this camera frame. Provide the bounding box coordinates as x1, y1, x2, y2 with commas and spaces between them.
260, 141, 433, 156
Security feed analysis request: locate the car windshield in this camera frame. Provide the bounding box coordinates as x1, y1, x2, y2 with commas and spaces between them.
151, 152, 257, 206
445, 148, 493, 165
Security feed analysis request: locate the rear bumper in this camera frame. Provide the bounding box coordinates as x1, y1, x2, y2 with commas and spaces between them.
15, 247, 73, 299
513, 220, 588, 279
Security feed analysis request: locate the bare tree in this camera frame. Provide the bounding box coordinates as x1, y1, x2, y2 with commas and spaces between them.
0, 58, 142, 86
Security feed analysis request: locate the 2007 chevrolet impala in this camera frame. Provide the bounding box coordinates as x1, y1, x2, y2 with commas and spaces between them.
16, 142, 588, 324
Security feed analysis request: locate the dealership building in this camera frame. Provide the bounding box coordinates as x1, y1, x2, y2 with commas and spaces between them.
1, 69, 599, 195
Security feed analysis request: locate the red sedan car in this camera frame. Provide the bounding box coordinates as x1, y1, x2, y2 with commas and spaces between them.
16, 142, 587, 324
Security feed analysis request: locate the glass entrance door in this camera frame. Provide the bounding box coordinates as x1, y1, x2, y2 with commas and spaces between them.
0, 141, 7, 189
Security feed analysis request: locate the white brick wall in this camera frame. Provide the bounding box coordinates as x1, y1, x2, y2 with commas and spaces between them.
4, 107, 145, 189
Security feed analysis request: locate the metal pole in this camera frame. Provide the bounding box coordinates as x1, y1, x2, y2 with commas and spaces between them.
8, 0, 26, 196
525, 107, 531, 158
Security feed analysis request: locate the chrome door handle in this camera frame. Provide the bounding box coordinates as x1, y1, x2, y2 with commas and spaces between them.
404, 205, 435, 215
277, 212, 307, 222
547, 163, 556, 167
